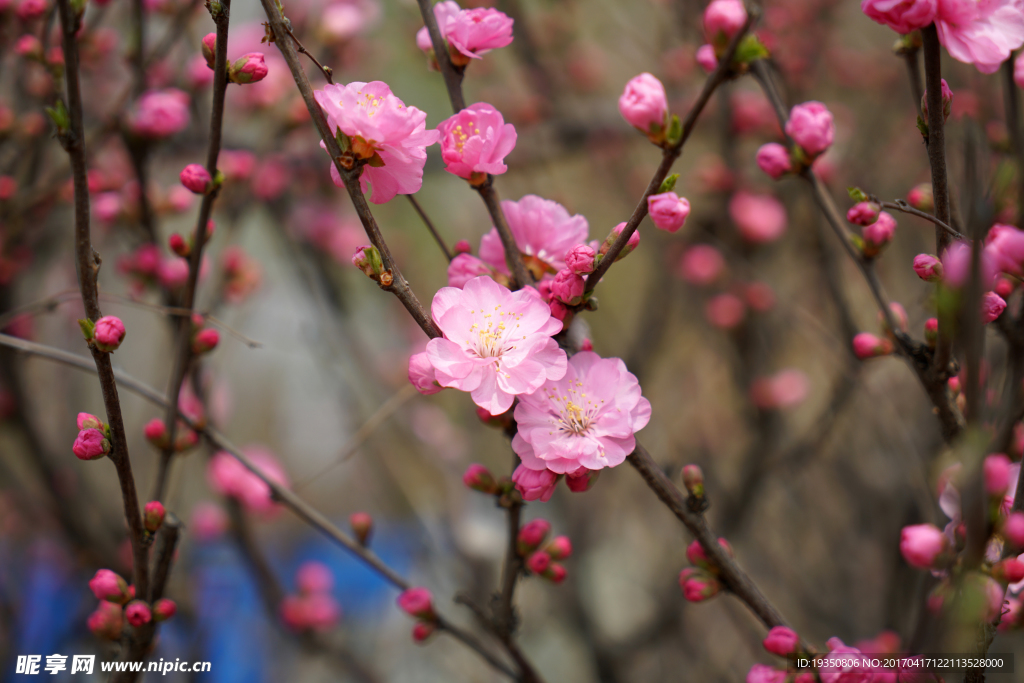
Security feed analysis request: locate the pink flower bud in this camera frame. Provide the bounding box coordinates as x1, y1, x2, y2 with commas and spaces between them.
297, 561, 334, 593
15, 34, 43, 58
677, 245, 724, 286
73, 428, 110, 460
408, 351, 443, 395
682, 464, 705, 498
1005, 512, 1024, 549
518, 518, 552, 554
512, 465, 558, 502
192, 328, 219, 354
900, 523, 948, 569
862, 212, 896, 256
127, 89, 190, 139
695, 44, 717, 72
542, 562, 567, 583
551, 268, 585, 305
785, 101, 835, 158
686, 538, 732, 571
981, 291, 1007, 324
913, 254, 943, 282
750, 369, 809, 410
229, 53, 269, 85
125, 600, 152, 627
179, 163, 211, 194
756, 143, 792, 180
89, 569, 130, 603
599, 222, 641, 261
763, 626, 800, 656
446, 253, 493, 288
87, 601, 123, 640
993, 557, 1024, 584
143, 418, 168, 448
546, 536, 572, 561
729, 191, 787, 244
921, 79, 953, 123
77, 412, 103, 431
143, 500, 165, 532
201, 33, 216, 67
846, 202, 879, 226
565, 467, 599, 492
941, 240, 999, 289
852, 332, 894, 360
908, 183, 934, 211
412, 621, 436, 642
462, 464, 498, 494
564, 244, 596, 275
647, 192, 691, 233
861, 0, 937, 34
984, 454, 1012, 496
349, 512, 373, 546
93, 315, 126, 352
153, 598, 177, 622
169, 233, 190, 258
747, 663, 788, 683
703, 0, 747, 45
705, 293, 745, 329
924, 317, 939, 346
437, 102, 517, 181
453, 239, 471, 255
397, 587, 436, 621
526, 550, 551, 574
618, 73, 668, 137
678, 568, 722, 602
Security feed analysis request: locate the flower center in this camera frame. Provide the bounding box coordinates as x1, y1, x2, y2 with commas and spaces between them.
548, 381, 603, 437
451, 120, 482, 153
466, 304, 523, 360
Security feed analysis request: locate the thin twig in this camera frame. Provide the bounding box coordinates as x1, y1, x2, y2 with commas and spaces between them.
285, 24, 334, 84
583, 13, 754, 294
259, 0, 440, 339
878, 200, 963, 240
0, 332, 516, 680
153, 0, 233, 503
406, 194, 452, 261
55, 0, 151, 605
414, 0, 466, 111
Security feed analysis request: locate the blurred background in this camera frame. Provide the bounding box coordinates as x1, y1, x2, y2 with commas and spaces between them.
1, 0, 1024, 680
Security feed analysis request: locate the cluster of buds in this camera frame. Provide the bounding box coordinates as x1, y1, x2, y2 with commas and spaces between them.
517, 519, 570, 583
86, 569, 175, 640
396, 587, 438, 643
851, 302, 907, 361
201, 33, 268, 85
846, 190, 897, 259
168, 219, 215, 259
79, 315, 126, 353
281, 561, 341, 632
351, 245, 394, 287
678, 538, 732, 602
681, 464, 707, 512
72, 412, 111, 461
190, 314, 220, 355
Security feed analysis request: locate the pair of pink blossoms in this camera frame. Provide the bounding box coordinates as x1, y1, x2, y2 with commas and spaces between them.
314, 82, 516, 203
409, 276, 651, 496
862, 0, 1024, 73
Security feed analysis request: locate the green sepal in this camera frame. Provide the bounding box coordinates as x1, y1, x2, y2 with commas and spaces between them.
847, 187, 869, 203
665, 114, 682, 147
46, 100, 70, 136
366, 246, 384, 276
659, 174, 680, 194
336, 129, 351, 153
367, 152, 386, 168
916, 116, 929, 140
734, 35, 770, 65
78, 318, 95, 341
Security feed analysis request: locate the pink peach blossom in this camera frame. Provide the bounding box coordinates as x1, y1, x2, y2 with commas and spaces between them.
819, 639, 875, 683
447, 253, 494, 288
646, 192, 691, 233
478, 195, 589, 276
729, 191, 787, 243
618, 73, 668, 135
678, 568, 722, 602
861, 0, 937, 34
445, 7, 514, 59
416, 1, 461, 53
93, 316, 125, 352
750, 369, 809, 409
296, 561, 334, 594
73, 428, 110, 460
512, 465, 559, 501
315, 81, 440, 204
703, 0, 747, 45
281, 593, 340, 631
437, 102, 517, 179
208, 447, 290, 515
696, 44, 717, 72
424, 276, 567, 415
756, 143, 792, 180
408, 351, 443, 395
678, 245, 725, 286
941, 240, 999, 289
982, 291, 1007, 324
511, 351, 651, 475
706, 293, 745, 329
900, 523, 948, 568
127, 89, 190, 138
986, 223, 1024, 275
229, 53, 268, 84
935, 0, 1024, 74
786, 101, 834, 158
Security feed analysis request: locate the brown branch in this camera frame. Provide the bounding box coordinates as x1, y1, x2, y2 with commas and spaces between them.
153, 0, 233, 503
0, 332, 516, 680
877, 200, 963, 240
1004, 57, 1024, 229
414, 0, 466, 111
285, 23, 334, 84
259, 0, 440, 339
55, 0, 150, 605
583, 13, 754, 293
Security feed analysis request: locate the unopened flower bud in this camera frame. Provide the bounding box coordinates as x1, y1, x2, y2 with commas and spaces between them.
994, 557, 1024, 584
77, 412, 103, 431
73, 428, 111, 460
907, 183, 933, 212
785, 101, 834, 159
565, 244, 597, 275
462, 464, 498, 494
924, 318, 939, 347
862, 212, 896, 257
153, 598, 177, 622
229, 53, 269, 85
351, 245, 386, 280
678, 568, 722, 602
686, 538, 732, 572
143, 418, 169, 448
93, 315, 126, 352
682, 464, 705, 498
349, 511, 373, 546
913, 254, 943, 282
1004, 512, 1024, 549
526, 550, 551, 574
546, 536, 572, 561
87, 601, 123, 640
542, 563, 567, 583
756, 143, 792, 180
565, 467, 599, 492
89, 569, 130, 603
984, 454, 1012, 497
599, 222, 640, 262
125, 600, 152, 627
921, 78, 953, 124
647, 192, 691, 233
852, 332, 894, 360
846, 202, 879, 226
412, 621, 436, 642
397, 587, 436, 621
696, 44, 717, 72
452, 239, 471, 255
763, 626, 800, 656
900, 523, 949, 569
191, 328, 219, 354
201, 33, 217, 68
518, 519, 552, 555
180, 163, 211, 194
169, 233, 190, 258
982, 291, 1007, 324
144, 500, 166, 533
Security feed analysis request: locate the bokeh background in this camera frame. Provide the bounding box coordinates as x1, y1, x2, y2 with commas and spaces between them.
2, 0, 1024, 680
